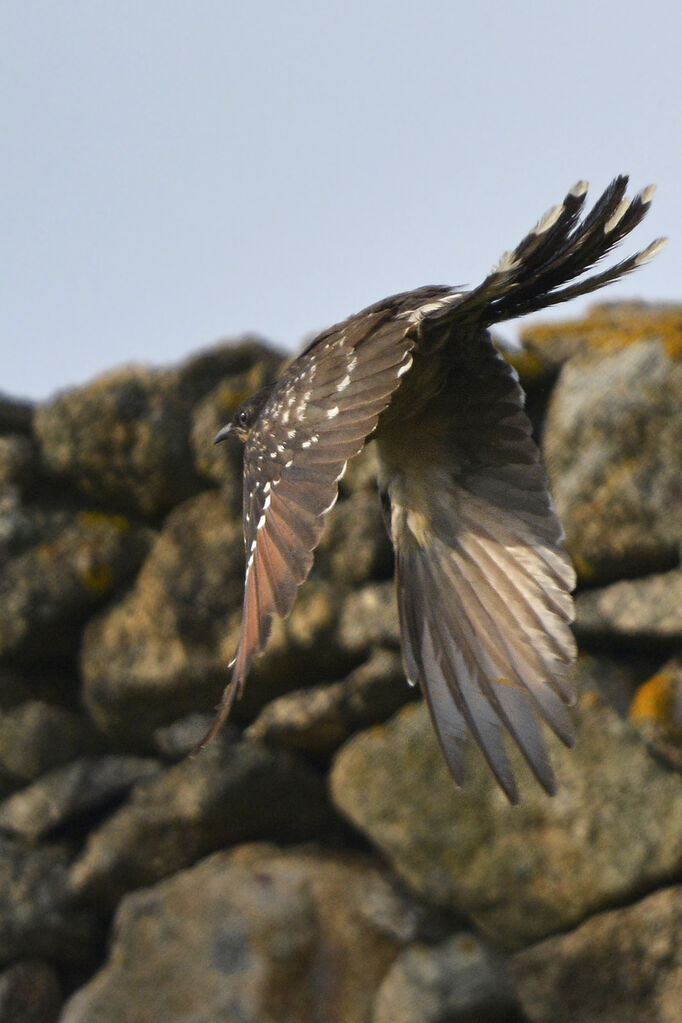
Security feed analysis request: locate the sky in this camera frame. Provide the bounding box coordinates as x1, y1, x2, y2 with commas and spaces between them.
3, 1, 680, 400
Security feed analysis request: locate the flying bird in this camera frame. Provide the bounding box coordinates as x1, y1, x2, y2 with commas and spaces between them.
203, 176, 664, 803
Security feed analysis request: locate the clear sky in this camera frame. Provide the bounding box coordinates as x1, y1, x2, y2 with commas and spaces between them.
3, 1, 679, 400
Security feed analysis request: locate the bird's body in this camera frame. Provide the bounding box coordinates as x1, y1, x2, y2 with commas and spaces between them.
206, 176, 664, 802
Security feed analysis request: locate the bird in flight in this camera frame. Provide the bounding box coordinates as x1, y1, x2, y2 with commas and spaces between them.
203, 176, 664, 803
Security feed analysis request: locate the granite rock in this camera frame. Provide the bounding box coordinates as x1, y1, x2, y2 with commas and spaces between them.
61, 843, 443, 1023
543, 339, 682, 582
330, 681, 682, 949
0, 756, 161, 841
511, 884, 682, 1023
69, 738, 336, 907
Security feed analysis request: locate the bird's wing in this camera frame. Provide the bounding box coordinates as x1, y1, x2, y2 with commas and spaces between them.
201, 304, 424, 742
380, 334, 576, 804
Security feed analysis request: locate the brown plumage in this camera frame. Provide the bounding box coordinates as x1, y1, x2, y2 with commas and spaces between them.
202, 176, 664, 802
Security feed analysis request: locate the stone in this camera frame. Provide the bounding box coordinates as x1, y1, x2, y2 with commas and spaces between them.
0, 756, 161, 841
373, 933, 521, 1023
69, 738, 336, 907
0, 958, 62, 1023
337, 581, 401, 656
152, 712, 231, 760
543, 339, 682, 582
575, 568, 682, 645
0, 836, 100, 968
61, 843, 444, 1023
247, 648, 416, 758
34, 339, 278, 518
330, 679, 682, 949
511, 885, 682, 1023
314, 488, 393, 586
0, 508, 153, 661
521, 301, 682, 372
0, 701, 100, 794
81, 491, 352, 742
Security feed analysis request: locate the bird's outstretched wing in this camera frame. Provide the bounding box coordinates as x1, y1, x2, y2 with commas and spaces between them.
381, 336, 576, 803
200, 297, 446, 743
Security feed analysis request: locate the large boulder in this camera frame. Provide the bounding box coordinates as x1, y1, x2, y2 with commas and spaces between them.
61, 843, 444, 1023
542, 338, 682, 582
511, 884, 682, 1023
69, 738, 336, 907
34, 339, 279, 518
0, 507, 153, 662
330, 679, 682, 949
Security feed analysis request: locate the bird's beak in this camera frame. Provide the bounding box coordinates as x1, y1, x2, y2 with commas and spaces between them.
213, 424, 233, 445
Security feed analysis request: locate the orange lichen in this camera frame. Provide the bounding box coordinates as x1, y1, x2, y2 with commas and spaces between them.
630, 672, 673, 725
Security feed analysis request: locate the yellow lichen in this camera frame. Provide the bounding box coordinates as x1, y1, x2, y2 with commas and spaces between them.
522, 304, 682, 361
630, 672, 673, 725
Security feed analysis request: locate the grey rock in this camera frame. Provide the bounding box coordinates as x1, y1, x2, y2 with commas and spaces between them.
0, 958, 61, 1023
314, 488, 393, 585
153, 712, 231, 760
0, 756, 161, 841
81, 491, 351, 742
374, 933, 521, 1023
69, 738, 336, 907
34, 339, 277, 518
337, 581, 401, 656
80, 491, 244, 742
247, 648, 416, 758
575, 568, 682, 645
330, 679, 682, 949
0, 508, 153, 661
543, 339, 682, 582
0, 836, 100, 968
61, 843, 441, 1023
0, 701, 100, 794
511, 885, 682, 1023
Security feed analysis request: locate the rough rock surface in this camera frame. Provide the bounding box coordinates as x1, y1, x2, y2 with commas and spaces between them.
0, 508, 153, 661
0, 958, 62, 1023
330, 682, 682, 949
0, 837, 100, 967
69, 738, 336, 907
373, 933, 521, 1023
34, 339, 277, 518
0, 755, 160, 841
247, 648, 415, 758
511, 885, 682, 1023
0, 701, 100, 795
543, 338, 682, 582
575, 568, 682, 645
61, 844, 444, 1023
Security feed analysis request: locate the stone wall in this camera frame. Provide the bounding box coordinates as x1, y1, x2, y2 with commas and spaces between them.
0, 307, 680, 1022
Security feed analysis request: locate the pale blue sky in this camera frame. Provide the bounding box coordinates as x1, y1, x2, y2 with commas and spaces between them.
3, 1, 679, 399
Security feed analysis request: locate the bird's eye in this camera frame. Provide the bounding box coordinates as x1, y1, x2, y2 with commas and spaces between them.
237, 410, 249, 428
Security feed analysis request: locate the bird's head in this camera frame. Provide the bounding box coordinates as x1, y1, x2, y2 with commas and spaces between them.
214, 387, 271, 445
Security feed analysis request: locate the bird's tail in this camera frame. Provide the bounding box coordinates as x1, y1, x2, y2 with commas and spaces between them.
448, 176, 665, 327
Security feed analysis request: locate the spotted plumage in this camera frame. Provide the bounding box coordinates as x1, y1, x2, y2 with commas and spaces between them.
203, 176, 664, 803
